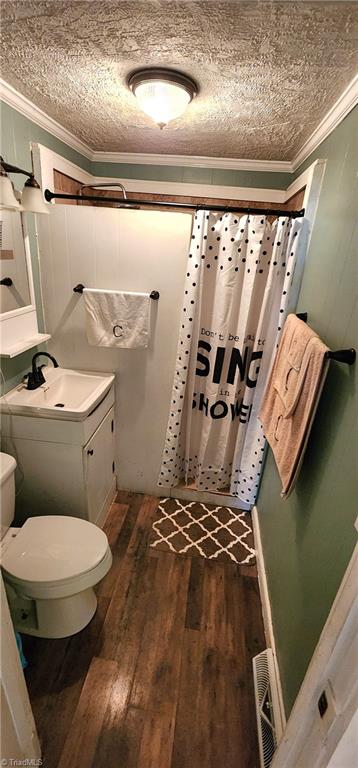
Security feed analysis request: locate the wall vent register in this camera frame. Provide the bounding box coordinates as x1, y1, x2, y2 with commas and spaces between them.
253, 649, 284, 768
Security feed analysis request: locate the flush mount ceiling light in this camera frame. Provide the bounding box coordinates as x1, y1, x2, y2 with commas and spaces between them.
128, 68, 197, 129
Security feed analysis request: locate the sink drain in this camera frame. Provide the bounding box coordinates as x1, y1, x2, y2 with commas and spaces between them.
54, 403, 65, 408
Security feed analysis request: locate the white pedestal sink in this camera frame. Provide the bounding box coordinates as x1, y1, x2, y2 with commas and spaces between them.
0, 368, 117, 526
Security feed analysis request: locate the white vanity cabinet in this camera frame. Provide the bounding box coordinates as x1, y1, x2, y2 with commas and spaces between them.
1, 386, 116, 527
84, 407, 116, 525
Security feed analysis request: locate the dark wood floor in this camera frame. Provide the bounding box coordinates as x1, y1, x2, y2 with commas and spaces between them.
23, 491, 265, 768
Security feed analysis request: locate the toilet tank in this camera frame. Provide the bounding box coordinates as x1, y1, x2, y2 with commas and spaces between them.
0, 452, 16, 539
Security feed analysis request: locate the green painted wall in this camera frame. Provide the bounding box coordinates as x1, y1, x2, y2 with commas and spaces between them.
91, 160, 290, 189
257, 105, 358, 715
0, 101, 91, 173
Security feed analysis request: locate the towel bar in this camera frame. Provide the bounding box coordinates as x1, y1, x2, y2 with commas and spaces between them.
296, 313, 356, 365
325, 348, 356, 365
73, 284, 160, 300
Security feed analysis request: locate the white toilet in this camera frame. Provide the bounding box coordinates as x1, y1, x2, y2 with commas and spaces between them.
0, 452, 112, 638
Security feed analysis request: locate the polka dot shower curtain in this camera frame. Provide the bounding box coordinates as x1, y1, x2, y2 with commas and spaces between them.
158, 210, 307, 505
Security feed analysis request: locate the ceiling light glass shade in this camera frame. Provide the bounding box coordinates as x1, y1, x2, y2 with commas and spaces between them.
134, 81, 191, 127
21, 181, 50, 215
128, 68, 197, 128
0, 175, 22, 211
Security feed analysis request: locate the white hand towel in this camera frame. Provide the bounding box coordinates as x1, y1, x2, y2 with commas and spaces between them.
83, 289, 150, 348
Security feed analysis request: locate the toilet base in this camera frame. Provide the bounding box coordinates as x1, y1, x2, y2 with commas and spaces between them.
7, 586, 98, 638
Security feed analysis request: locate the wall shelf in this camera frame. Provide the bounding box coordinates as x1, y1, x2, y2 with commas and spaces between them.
0, 333, 51, 358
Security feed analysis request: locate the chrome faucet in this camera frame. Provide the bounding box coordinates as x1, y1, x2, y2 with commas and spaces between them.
25, 352, 59, 390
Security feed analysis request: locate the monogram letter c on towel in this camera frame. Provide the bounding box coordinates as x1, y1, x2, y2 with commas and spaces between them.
113, 324, 124, 338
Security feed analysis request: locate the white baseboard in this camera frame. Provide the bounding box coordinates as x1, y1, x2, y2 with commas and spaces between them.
252, 505, 286, 733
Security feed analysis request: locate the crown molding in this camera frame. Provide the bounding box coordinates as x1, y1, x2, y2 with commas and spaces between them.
1, 74, 357, 175
0, 77, 291, 172
33, 142, 286, 204
0, 78, 93, 160
292, 73, 358, 171
90, 150, 292, 173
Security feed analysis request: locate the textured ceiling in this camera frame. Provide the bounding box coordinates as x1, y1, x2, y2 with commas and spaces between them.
1, 0, 357, 160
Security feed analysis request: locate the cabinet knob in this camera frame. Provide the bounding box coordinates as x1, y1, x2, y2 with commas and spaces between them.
87, 449, 94, 456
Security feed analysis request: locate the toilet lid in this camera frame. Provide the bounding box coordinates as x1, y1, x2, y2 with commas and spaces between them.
2, 516, 109, 583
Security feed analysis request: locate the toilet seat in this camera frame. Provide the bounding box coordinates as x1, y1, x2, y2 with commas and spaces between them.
1, 515, 112, 599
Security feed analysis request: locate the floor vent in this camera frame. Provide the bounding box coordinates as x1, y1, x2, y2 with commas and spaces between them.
253, 648, 283, 768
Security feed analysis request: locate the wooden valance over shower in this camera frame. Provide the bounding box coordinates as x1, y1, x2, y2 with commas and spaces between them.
50, 169, 306, 217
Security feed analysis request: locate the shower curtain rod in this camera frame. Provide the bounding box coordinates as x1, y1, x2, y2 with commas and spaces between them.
44, 189, 305, 219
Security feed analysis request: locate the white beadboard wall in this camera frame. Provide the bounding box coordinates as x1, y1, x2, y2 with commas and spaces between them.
36, 205, 192, 495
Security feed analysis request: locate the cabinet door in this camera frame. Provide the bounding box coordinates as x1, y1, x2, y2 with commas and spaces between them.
83, 406, 115, 525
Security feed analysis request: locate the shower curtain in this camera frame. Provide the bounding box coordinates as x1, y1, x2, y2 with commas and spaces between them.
158, 210, 306, 505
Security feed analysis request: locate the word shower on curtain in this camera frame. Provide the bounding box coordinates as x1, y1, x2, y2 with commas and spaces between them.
158, 209, 306, 505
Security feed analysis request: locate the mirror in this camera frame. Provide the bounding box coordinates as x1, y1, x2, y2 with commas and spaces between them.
0, 210, 50, 358
0, 210, 31, 313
